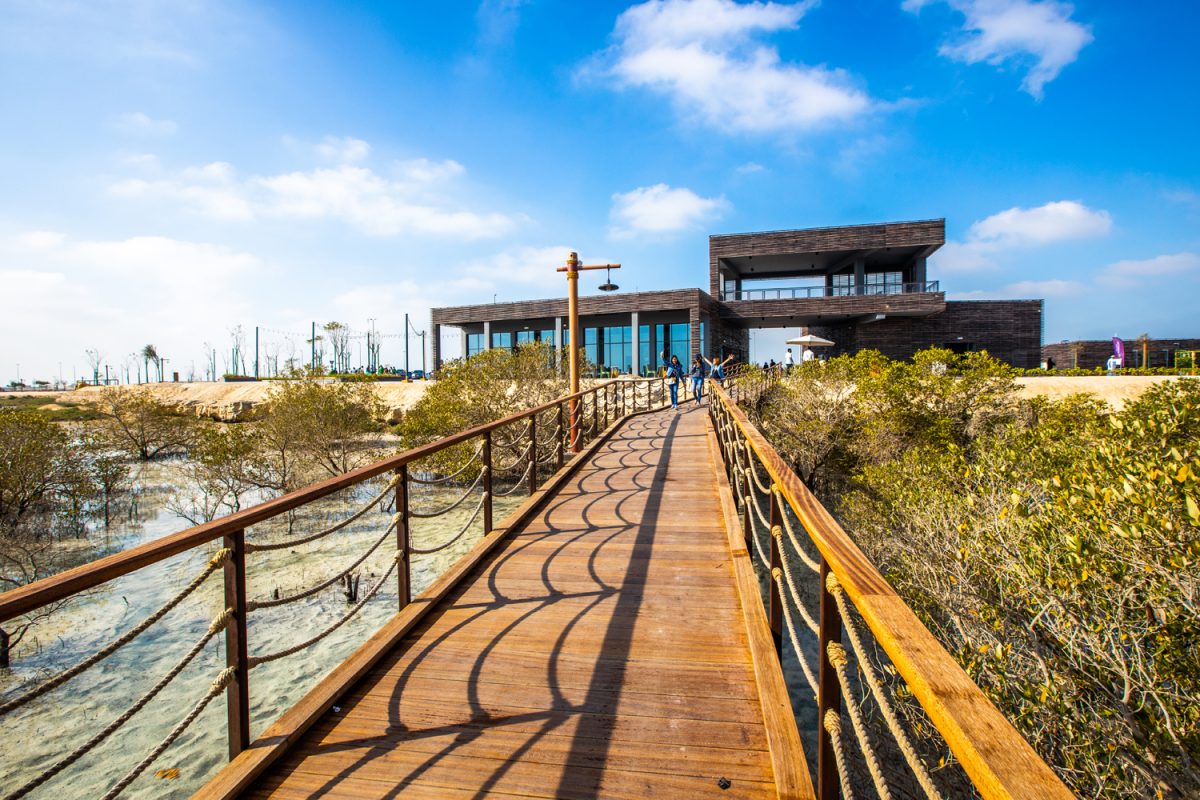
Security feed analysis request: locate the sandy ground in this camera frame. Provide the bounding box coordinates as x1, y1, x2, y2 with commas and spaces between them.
1014, 375, 1196, 409
52, 380, 432, 422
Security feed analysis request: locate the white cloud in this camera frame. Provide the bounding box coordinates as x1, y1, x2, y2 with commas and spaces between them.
735, 162, 766, 174
108, 147, 515, 238
1098, 252, 1200, 288
905, 0, 1093, 99
1005, 278, 1084, 297
113, 111, 177, 135
933, 200, 1111, 272
0, 232, 263, 381
15, 230, 66, 249
609, 183, 729, 238
463, 245, 576, 288
594, 0, 875, 133
316, 136, 371, 164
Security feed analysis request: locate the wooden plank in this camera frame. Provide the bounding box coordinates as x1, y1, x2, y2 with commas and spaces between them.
707, 415, 816, 800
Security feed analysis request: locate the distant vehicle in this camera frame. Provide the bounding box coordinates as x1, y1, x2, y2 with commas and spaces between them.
394, 370, 407, 380
410, 370, 425, 380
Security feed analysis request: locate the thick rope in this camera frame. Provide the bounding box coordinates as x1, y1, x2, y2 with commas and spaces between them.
0, 548, 231, 719
829, 640, 894, 800
770, 528, 819, 635
249, 557, 398, 667
4, 608, 233, 800
830, 575, 945, 800
408, 444, 483, 485
409, 467, 487, 518
246, 475, 398, 552
99, 667, 236, 800
745, 447, 773, 494
409, 492, 488, 554
775, 488, 822, 573
771, 567, 820, 697
494, 460, 534, 497
823, 709, 857, 800
248, 515, 400, 610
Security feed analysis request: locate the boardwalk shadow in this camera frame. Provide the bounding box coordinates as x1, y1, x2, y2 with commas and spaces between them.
269, 410, 685, 799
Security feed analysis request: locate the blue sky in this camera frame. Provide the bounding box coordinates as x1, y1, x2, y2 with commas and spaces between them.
1, 0, 1197, 382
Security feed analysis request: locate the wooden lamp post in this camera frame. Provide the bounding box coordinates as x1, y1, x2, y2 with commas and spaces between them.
557, 252, 620, 452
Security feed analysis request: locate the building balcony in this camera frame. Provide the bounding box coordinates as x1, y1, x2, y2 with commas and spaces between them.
717, 282, 946, 327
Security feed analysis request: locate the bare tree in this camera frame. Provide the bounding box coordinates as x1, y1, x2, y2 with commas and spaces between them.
84, 348, 103, 386
324, 322, 352, 373
230, 325, 247, 376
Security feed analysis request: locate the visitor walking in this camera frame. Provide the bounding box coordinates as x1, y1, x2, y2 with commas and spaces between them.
690, 356, 707, 404
705, 353, 734, 382
785, 348, 795, 372
662, 352, 685, 409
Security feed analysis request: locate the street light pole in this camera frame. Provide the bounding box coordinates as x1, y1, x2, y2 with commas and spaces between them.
404, 313, 410, 381
556, 252, 620, 452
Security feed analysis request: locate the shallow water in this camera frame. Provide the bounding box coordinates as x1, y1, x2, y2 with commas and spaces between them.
0, 460, 526, 799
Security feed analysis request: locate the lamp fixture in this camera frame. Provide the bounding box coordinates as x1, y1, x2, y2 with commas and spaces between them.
599, 265, 619, 292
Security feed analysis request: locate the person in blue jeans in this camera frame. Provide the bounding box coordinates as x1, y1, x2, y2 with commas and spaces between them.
705, 354, 734, 382
689, 356, 707, 404
661, 352, 684, 409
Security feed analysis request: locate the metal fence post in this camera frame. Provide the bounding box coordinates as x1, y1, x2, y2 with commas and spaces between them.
768, 486, 783, 657
396, 466, 410, 609
818, 558, 843, 800
557, 402, 565, 470
222, 529, 250, 759
482, 431, 493, 532
528, 412, 538, 496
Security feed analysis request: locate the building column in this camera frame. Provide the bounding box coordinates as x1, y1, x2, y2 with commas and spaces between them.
631, 311, 640, 375
913, 256, 927, 288
483, 320, 491, 350
554, 316, 563, 369
431, 323, 442, 370
689, 306, 701, 359
460, 327, 468, 359
854, 259, 866, 295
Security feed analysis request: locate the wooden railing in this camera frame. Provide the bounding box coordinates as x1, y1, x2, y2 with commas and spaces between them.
708, 377, 1072, 799
0, 377, 672, 799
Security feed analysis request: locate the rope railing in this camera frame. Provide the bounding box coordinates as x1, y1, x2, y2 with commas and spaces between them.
707, 378, 1072, 800
408, 467, 487, 518
245, 475, 398, 553
247, 516, 400, 611
3, 607, 233, 800
0, 547, 231, 719
0, 375, 676, 798
409, 492, 489, 555
248, 557, 399, 667
408, 443, 483, 485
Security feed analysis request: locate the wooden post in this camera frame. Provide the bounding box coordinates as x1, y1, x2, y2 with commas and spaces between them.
482, 431, 493, 533
396, 466, 410, 609
528, 413, 538, 497
557, 402, 565, 470
817, 558, 843, 800
222, 529, 250, 759
591, 387, 598, 440
768, 486, 783, 657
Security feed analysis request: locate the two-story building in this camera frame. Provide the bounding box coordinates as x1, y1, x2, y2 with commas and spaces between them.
431, 219, 1044, 372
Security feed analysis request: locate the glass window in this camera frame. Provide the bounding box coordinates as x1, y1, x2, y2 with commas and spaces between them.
491, 331, 513, 349
538, 329, 554, 346
467, 332, 485, 357
832, 274, 855, 296
864, 272, 903, 295
516, 330, 536, 345
638, 324, 650, 376
659, 322, 690, 363
602, 325, 632, 374
585, 327, 599, 368
700, 322, 706, 357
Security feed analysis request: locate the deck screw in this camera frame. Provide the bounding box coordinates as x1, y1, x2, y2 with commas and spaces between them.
717, 776, 731, 790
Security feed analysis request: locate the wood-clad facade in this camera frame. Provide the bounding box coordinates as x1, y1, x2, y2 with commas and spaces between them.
431, 219, 1044, 370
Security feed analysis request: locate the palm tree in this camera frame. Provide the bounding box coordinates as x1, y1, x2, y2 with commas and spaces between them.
141, 344, 159, 382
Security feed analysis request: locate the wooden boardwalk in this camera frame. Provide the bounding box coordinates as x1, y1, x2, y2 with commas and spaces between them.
241, 405, 806, 799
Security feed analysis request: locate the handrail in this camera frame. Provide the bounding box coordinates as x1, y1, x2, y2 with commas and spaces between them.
0, 378, 638, 623
708, 378, 1072, 800
721, 280, 940, 302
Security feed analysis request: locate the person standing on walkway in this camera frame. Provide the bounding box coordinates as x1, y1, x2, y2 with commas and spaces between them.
662, 352, 685, 410
785, 348, 795, 373
689, 356, 708, 404
705, 353, 734, 382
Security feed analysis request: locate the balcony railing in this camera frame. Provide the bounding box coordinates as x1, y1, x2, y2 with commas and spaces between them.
721, 280, 940, 302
